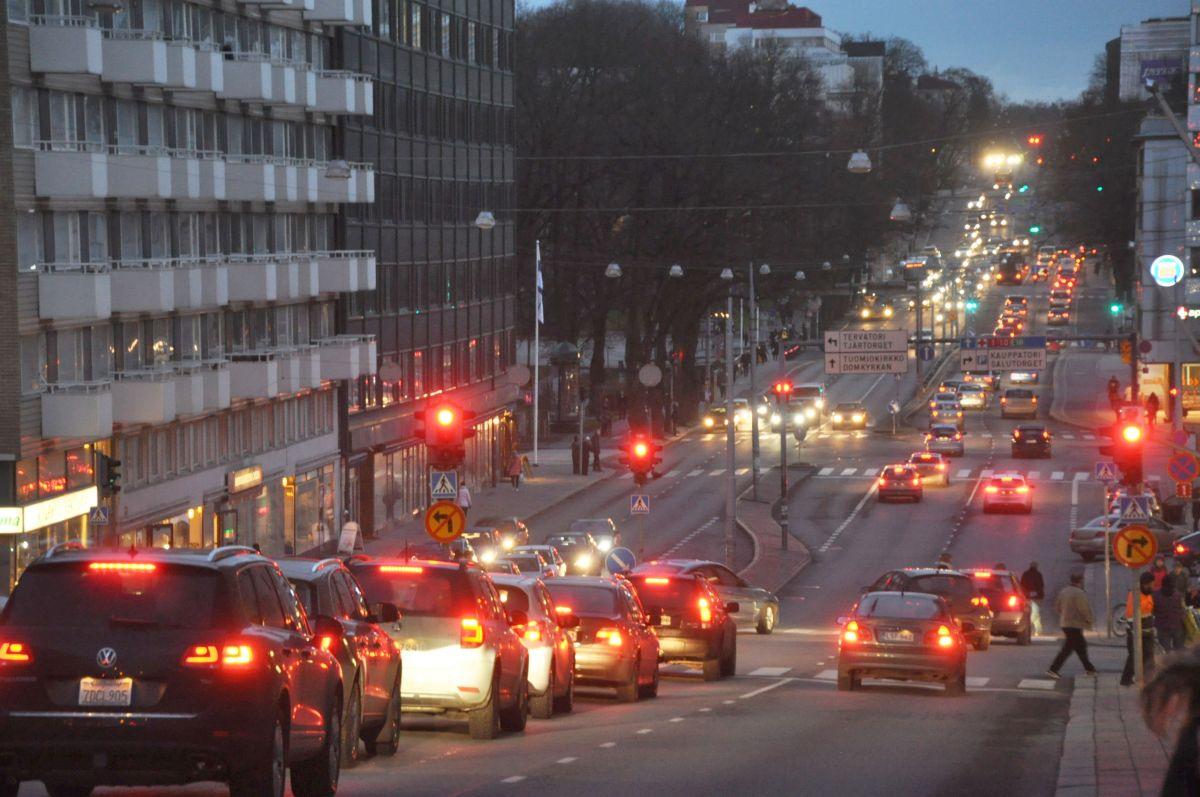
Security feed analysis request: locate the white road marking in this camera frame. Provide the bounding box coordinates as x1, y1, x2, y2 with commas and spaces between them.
819, 467, 834, 476
817, 483, 878, 553
710, 469, 725, 476
1061, 433, 1075, 440
1018, 678, 1058, 690
665, 469, 680, 478
1052, 471, 1065, 480
636, 728, 653, 735
736, 468, 750, 475
980, 469, 994, 478
557, 757, 578, 764
956, 469, 971, 479
858, 373, 888, 402
1028, 471, 1041, 481
1083, 434, 1095, 440
669, 717, 685, 723
840, 467, 858, 476
748, 666, 791, 677
698, 708, 712, 713
980, 432, 993, 438
687, 469, 704, 477
814, 669, 839, 681
599, 742, 617, 748
662, 516, 719, 557
966, 676, 989, 688
722, 699, 735, 704
501, 776, 526, 784
739, 678, 796, 699
1073, 472, 1088, 481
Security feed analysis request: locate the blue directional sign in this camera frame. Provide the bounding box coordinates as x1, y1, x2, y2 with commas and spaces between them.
1093, 462, 1119, 484
605, 546, 637, 575
1117, 495, 1152, 523
630, 494, 650, 515
429, 470, 458, 501
918, 345, 935, 362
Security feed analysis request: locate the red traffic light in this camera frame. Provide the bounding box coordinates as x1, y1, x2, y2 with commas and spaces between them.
1121, 424, 1142, 443
1026, 134, 1043, 147
435, 406, 457, 426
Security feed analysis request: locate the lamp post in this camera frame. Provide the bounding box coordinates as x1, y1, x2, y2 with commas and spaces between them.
720, 269, 736, 568
748, 262, 769, 500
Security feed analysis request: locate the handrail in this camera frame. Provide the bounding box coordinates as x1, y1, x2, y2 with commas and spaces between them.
30, 14, 97, 27
43, 379, 111, 394
38, 261, 110, 274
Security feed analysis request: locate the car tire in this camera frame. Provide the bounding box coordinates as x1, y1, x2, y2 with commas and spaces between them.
639, 663, 660, 699
720, 635, 737, 678
340, 678, 363, 768
554, 663, 575, 714
364, 672, 401, 757
291, 694, 342, 797
499, 667, 530, 731
756, 605, 777, 635
836, 671, 858, 691
974, 632, 991, 652
1017, 624, 1033, 646
45, 786, 93, 797
945, 670, 966, 697
229, 711, 286, 797
531, 665, 556, 720
468, 671, 501, 740
701, 656, 722, 682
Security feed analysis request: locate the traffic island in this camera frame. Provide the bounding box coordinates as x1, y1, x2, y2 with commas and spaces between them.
736, 466, 814, 594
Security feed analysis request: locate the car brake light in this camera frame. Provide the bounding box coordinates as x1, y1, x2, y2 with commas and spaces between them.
698, 597, 713, 624
183, 645, 219, 665
912, 476, 921, 486
379, 565, 423, 574
955, 433, 962, 440
596, 628, 623, 647
1000, 397, 1007, 403
936, 625, 955, 648
1007, 594, 1021, 609
1176, 544, 1187, 556
317, 635, 338, 653
644, 577, 670, 585
522, 622, 543, 643
937, 463, 946, 471
1013, 430, 1021, 438
87, 562, 157, 574
222, 645, 254, 666
842, 620, 871, 643
985, 485, 999, 494
461, 617, 485, 648
0, 641, 31, 664
182, 644, 255, 667
1032, 397, 1038, 404
878, 477, 887, 487
971, 596, 989, 607
1016, 485, 1030, 494
554, 605, 573, 615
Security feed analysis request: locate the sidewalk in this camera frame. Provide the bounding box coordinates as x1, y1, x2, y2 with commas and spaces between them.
735, 466, 814, 593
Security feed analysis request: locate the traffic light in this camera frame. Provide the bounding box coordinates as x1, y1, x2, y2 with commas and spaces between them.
1018, 184, 1030, 193
965, 299, 979, 313
620, 433, 661, 486
1026, 134, 1043, 147
1109, 302, 1123, 316
1096, 185, 1105, 192
1028, 224, 1041, 234
96, 452, 121, 496
415, 400, 476, 468
772, 379, 793, 404
1112, 420, 1145, 486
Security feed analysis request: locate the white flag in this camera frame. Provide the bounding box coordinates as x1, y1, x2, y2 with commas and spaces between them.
535, 241, 545, 325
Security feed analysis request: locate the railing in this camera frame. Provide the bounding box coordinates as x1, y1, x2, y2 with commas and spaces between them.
29, 13, 98, 27
101, 27, 166, 41
312, 69, 373, 84
109, 257, 180, 271
112, 366, 177, 382
43, 379, 111, 394
314, 249, 374, 259
37, 261, 110, 274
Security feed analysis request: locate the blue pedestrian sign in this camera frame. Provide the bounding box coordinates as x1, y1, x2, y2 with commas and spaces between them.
1093, 462, 1119, 484
630, 494, 650, 515
605, 546, 637, 575
1118, 495, 1152, 523
88, 505, 109, 525
429, 470, 458, 501
918, 344, 935, 362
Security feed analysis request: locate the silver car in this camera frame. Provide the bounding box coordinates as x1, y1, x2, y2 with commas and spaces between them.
1000, 388, 1037, 419
957, 383, 988, 409
931, 401, 964, 430
926, 424, 965, 457
1069, 514, 1181, 562
513, 544, 567, 577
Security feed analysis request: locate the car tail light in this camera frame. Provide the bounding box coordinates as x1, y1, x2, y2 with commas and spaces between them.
937, 463, 946, 471
317, 634, 341, 654
1007, 594, 1022, 610
971, 596, 989, 608
935, 625, 955, 649
88, 562, 157, 574
1176, 543, 1187, 556
0, 641, 31, 664
595, 628, 623, 647
182, 644, 255, 667
1013, 430, 1021, 438
644, 577, 670, 585
955, 433, 962, 440
1043, 432, 1050, 439
842, 620, 871, 644
877, 477, 887, 487
985, 485, 998, 494
519, 621, 544, 643
1016, 485, 1030, 494
697, 597, 713, 624
461, 617, 485, 648
1001, 397, 1007, 404
912, 476, 921, 486
379, 565, 423, 574
554, 605, 573, 615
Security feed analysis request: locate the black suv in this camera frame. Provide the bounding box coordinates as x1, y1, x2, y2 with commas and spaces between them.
0, 545, 344, 797
279, 558, 404, 767
865, 566, 995, 650
627, 573, 738, 681
1011, 424, 1051, 458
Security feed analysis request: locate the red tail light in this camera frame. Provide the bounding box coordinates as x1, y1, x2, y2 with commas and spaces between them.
937, 463, 946, 471
317, 635, 339, 653
644, 577, 670, 586
955, 433, 962, 440
1175, 544, 1187, 556
912, 476, 921, 486
1016, 485, 1030, 494
182, 644, 255, 667
379, 565, 423, 574
519, 621, 544, 643
935, 625, 955, 649
985, 485, 999, 494
88, 562, 157, 574
697, 597, 713, 624
554, 605, 573, 615
596, 627, 623, 647
1007, 594, 1022, 610
971, 596, 989, 607
461, 617, 485, 648
0, 641, 32, 664
877, 477, 887, 487
842, 620, 871, 644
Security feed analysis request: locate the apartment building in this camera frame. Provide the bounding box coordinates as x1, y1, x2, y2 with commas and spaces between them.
0, 0, 378, 594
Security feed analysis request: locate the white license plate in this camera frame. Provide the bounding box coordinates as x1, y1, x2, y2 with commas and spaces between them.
79, 677, 132, 707
881, 630, 914, 643
660, 615, 672, 626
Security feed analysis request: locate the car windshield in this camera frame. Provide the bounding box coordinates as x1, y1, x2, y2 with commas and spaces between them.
4, 563, 222, 629
547, 535, 587, 547
857, 594, 944, 620
836, 404, 863, 412
351, 565, 475, 617
931, 428, 957, 437
907, 575, 975, 602
544, 583, 620, 617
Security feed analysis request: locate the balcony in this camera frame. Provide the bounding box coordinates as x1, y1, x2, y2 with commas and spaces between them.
173, 262, 203, 311
227, 256, 278, 302
224, 155, 276, 202
200, 259, 230, 306
296, 68, 317, 109
317, 335, 376, 380
173, 364, 205, 416
111, 260, 177, 314
219, 54, 273, 103
38, 264, 111, 322
317, 161, 375, 203
269, 60, 298, 105
230, 353, 281, 399
101, 30, 197, 89
106, 145, 173, 199
34, 144, 107, 199
304, 0, 370, 25
29, 15, 103, 75
276, 257, 319, 301
315, 250, 376, 293
239, 0, 314, 10
310, 71, 374, 115
42, 381, 113, 440
201, 360, 231, 411
112, 369, 177, 425
192, 45, 225, 93
279, 347, 322, 393
274, 159, 299, 202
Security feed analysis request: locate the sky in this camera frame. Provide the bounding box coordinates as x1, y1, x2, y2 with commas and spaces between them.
800, 0, 1186, 102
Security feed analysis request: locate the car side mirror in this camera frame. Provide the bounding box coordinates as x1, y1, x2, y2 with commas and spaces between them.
507, 609, 529, 627
313, 614, 343, 640
558, 611, 581, 629
371, 602, 401, 625
725, 602, 740, 614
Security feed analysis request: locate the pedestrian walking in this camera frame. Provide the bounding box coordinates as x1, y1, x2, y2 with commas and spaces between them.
1021, 561, 1046, 636
1047, 573, 1098, 679
1146, 392, 1161, 428
1151, 556, 1169, 591
1120, 572, 1157, 686
591, 430, 602, 471
570, 435, 581, 475
507, 452, 523, 490
1156, 578, 1188, 652
1171, 560, 1190, 595
580, 435, 591, 476
1142, 646, 1200, 796
455, 479, 472, 517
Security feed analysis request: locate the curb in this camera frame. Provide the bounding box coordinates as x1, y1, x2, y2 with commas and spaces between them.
734, 465, 817, 588
735, 511, 762, 576
1048, 348, 1094, 432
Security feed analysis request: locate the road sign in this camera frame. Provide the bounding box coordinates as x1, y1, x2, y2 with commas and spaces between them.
959, 335, 1047, 372
888, 400, 901, 414
424, 500, 466, 543
429, 470, 458, 501
918, 345, 935, 362
1178, 481, 1193, 499
630, 494, 650, 515
1094, 461, 1119, 483
1150, 254, 1186, 287
88, 506, 110, 525
960, 335, 1048, 350
1112, 524, 1157, 568
605, 546, 637, 575
1117, 495, 1152, 523
823, 329, 908, 354
825, 351, 908, 375
1168, 452, 1199, 483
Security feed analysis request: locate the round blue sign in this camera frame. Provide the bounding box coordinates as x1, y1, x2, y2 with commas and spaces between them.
605, 547, 637, 575
1150, 255, 1185, 288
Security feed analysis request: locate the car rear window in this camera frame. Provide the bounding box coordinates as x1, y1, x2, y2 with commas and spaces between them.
1006, 389, 1033, 398
881, 468, 916, 481
907, 575, 974, 601
495, 585, 530, 613
350, 565, 474, 617
628, 575, 700, 612
4, 563, 223, 629
544, 583, 619, 617
505, 555, 543, 573
857, 594, 944, 620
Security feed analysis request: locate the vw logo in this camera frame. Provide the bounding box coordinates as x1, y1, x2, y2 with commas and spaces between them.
96, 647, 118, 669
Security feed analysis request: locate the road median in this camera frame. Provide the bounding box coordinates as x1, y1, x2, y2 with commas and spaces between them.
736, 466, 815, 593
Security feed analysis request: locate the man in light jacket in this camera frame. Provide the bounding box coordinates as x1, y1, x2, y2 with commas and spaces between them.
1047, 572, 1098, 679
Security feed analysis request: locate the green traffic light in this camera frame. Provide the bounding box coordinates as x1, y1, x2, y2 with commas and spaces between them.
1018, 184, 1030, 193
1029, 225, 1041, 234
965, 300, 979, 312
1096, 185, 1105, 192
1109, 302, 1122, 315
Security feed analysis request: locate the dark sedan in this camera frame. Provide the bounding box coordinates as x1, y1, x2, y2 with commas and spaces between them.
837, 591, 968, 695
866, 567, 994, 650
630, 559, 780, 634
1011, 424, 1051, 458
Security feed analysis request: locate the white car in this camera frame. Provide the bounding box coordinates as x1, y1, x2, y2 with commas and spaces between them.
514, 544, 568, 577
982, 473, 1033, 514
957, 384, 988, 409
491, 574, 578, 718
1009, 371, 1039, 384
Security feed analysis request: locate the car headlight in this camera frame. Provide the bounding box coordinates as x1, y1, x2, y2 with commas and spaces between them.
704, 416, 714, 428
770, 413, 782, 425
852, 414, 864, 423
756, 405, 768, 416
596, 539, 612, 553
805, 407, 817, 420
501, 538, 515, 550
575, 554, 593, 569
832, 413, 843, 423
883, 307, 893, 317
815, 398, 825, 409
480, 549, 497, 563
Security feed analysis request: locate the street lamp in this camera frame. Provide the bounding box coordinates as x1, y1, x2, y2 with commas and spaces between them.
847, 150, 872, 174
720, 268, 734, 281
605, 262, 622, 279
821, 261, 832, 271
473, 211, 496, 230
669, 264, 683, 278
794, 270, 806, 281
759, 263, 770, 276
889, 199, 912, 223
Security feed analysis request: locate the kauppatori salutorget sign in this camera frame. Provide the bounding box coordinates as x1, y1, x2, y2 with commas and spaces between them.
959, 335, 1047, 372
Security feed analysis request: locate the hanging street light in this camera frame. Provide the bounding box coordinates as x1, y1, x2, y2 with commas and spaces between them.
669, 264, 684, 278
605, 262, 622, 279
890, 199, 913, 223
847, 150, 872, 174
720, 268, 734, 281
473, 211, 496, 230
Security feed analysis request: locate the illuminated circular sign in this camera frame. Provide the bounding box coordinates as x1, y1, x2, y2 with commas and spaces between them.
1150, 254, 1185, 287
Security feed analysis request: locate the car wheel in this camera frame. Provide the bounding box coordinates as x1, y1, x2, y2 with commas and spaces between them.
499, 667, 530, 731
701, 656, 722, 682
756, 605, 777, 635
973, 632, 991, 652
45, 786, 93, 797
720, 635, 737, 678
836, 670, 858, 691
639, 663, 660, 699
230, 711, 286, 797
468, 670, 501, 740
531, 664, 555, 720
945, 669, 967, 697
364, 672, 401, 757
1018, 624, 1032, 646
340, 678, 363, 768
616, 657, 640, 703
291, 694, 342, 797
553, 663, 575, 714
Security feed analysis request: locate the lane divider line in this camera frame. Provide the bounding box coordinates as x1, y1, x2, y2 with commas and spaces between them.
739, 677, 796, 699
817, 484, 878, 554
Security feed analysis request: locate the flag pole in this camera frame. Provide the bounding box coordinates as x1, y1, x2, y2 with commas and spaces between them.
533, 240, 541, 466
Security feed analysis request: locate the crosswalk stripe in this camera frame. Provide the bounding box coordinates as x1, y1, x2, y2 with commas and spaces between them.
1073, 472, 1088, 481
736, 468, 750, 475
1017, 678, 1057, 690
1052, 471, 1065, 480
1083, 434, 1095, 440
980, 469, 993, 478
710, 469, 725, 476
956, 469, 971, 478
840, 468, 857, 476
1062, 433, 1075, 440
1028, 471, 1041, 481
687, 469, 704, 477
819, 467, 834, 476
748, 667, 791, 677
966, 676, 989, 688
665, 469, 680, 478
814, 670, 838, 681
980, 432, 993, 438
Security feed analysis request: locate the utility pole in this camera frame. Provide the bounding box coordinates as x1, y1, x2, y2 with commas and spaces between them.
915, 278, 924, 382
724, 294, 737, 568
749, 263, 760, 500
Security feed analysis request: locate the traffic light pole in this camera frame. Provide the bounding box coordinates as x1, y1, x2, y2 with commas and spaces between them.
749, 263, 760, 501
779, 398, 789, 552
724, 294, 736, 569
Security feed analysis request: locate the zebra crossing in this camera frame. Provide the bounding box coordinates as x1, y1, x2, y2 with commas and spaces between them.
741, 665, 1063, 693
814, 466, 1095, 482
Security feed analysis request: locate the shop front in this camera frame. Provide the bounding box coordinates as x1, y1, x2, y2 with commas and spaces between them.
0, 486, 98, 597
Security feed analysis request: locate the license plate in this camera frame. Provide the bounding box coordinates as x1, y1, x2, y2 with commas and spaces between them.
880, 630, 914, 643
660, 615, 672, 626
79, 677, 132, 707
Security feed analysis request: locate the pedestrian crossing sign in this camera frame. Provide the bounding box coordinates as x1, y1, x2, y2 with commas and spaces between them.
1117, 495, 1152, 523
1093, 461, 1119, 484
630, 494, 650, 515
429, 470, 458, 501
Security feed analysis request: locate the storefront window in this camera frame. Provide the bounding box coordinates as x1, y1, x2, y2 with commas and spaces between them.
37, 452, 67, 498
15, 458, 37, 504
294, 464, 336, 555
65, 446, 94, 492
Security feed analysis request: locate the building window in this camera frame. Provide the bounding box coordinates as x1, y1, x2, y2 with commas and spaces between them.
37, 451, 67, 498
11, 87, 35, 148
696, 9, 707, 21
65, 446, 94, 491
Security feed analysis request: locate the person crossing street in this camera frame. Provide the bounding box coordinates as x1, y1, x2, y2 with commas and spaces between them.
1047, 573, 1098, 679
1021, 561, 1045, 636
